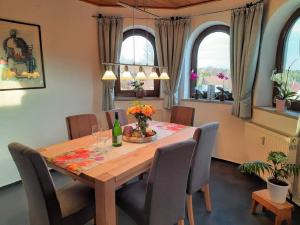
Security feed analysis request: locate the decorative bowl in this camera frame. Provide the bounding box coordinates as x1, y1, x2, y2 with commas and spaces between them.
122, 133, 157, 143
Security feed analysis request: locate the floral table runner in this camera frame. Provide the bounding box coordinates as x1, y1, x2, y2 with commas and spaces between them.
46, 122, 187, 174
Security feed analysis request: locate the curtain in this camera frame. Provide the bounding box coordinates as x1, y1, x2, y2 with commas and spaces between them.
155, 18, 191, 109
230, 2, 263, 118
98, 16, 123, 111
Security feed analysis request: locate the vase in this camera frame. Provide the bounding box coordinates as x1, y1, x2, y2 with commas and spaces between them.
276, 99, 286, 112
136, 89, 144, 98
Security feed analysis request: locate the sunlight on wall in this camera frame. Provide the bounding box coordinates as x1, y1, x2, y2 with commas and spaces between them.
0, 84, 26, 107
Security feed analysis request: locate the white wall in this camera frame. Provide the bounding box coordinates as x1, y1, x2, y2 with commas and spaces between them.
0, 0, 101, 186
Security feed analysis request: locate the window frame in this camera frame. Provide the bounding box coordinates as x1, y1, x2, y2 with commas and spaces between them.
115, 29, 160, 98
276, 8, 300, 111
190, 25, 230, 98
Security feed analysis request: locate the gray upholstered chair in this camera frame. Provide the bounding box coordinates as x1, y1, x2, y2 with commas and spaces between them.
8, 142, 95, 225
116, 139, 196, 225
66, 114, 98, 140
105, 108, 128, 129
186, 122, 219, 225
170, 106, 195, 126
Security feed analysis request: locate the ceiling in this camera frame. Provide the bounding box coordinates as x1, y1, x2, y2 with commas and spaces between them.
80, 0, 219, 9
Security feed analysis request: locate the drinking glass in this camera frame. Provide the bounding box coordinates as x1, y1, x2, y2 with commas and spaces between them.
99, 127, 111, 153
91, 125, 100, 150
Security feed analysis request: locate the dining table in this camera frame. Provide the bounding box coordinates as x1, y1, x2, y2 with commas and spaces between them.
39, 121, 196, 225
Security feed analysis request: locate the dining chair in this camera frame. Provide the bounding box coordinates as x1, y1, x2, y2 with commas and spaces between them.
170, 106, 195, 126
66, 114, 98, 140
186, 122, 219, 225
105, 108, 128, 129
8, 142, 95, 225
116, 139, 196, 225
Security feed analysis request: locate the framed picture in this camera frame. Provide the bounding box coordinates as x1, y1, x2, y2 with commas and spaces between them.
0, 18, 45, 91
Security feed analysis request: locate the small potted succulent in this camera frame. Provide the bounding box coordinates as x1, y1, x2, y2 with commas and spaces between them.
271, 60, 298, 112
239, 151, 300, 203
130, 80, 145, 98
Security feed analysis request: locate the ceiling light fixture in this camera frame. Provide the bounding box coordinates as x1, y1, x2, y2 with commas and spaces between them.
101, 0, 169, 81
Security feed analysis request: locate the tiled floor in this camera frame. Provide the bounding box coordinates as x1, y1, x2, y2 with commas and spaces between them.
0, 159, 299, 225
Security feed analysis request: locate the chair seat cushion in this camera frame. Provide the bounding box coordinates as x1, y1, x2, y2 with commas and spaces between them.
57, 181, 95, 225
116, 181, 148, 225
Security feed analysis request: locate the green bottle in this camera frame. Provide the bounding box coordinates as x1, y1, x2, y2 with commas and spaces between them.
112, 112, 122, 147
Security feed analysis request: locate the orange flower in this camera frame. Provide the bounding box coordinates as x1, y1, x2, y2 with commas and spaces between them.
127, 104, 155, 117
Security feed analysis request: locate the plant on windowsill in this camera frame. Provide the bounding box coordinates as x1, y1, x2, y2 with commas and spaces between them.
271, 59, 299, 112
239, 151, 300, 203
216, 72, 229, 101
130, 80, 145, 98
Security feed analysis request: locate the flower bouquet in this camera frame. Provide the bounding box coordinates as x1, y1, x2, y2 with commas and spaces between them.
123, 102, 157, 143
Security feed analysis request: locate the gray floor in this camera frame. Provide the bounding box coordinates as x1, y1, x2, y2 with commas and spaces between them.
0, 159, 299, 225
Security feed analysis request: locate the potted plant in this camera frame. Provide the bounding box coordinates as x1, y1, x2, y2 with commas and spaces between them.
271, 60, 299, 112
130, 80, 145, 98
239, 151, 300, 203
216, 72, 229, 101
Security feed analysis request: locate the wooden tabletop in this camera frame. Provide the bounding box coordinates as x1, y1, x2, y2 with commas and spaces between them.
39, 121, 196, 187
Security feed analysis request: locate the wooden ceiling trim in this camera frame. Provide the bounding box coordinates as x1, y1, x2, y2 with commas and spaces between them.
80, 0, 220, 10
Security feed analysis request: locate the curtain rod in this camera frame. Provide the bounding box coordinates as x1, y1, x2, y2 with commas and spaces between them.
92, 0, 263, 20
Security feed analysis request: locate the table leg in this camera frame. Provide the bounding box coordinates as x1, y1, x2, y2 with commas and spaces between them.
95, 174, 116, 225
251, 200, 259, 214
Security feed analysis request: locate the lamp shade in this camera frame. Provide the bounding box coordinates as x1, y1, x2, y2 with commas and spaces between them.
148, 68, 159, 79
120, 65, 133, 80
102, 67, 117, 80
159, 70, 170, 80
135, 66, 147, 80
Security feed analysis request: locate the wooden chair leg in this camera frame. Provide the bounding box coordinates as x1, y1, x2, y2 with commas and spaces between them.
178, 219, 184, 225
186, 195, 195, 225
203, 184, 212, 212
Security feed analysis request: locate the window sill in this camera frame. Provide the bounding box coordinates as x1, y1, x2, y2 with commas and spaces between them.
253, 106, 300, 119
181, 98, 233, 105
115, 97, 164, 101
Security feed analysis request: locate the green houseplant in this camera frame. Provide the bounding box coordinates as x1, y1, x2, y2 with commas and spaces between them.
271, 59, 299, 112
239, 151, 300, 203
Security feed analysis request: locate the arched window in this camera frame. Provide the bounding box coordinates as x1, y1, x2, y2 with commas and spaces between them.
276, 8, 300, 110
115, 29, 159, 97
190, 25, 231, 99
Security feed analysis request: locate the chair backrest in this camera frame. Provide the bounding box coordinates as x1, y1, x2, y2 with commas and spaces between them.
66, 114, 98, 140
170, 106, 195, 126
105, 108, 128, 129
187, 122, 219, 194
8, 143, 61, 225
145, 139, 196, 225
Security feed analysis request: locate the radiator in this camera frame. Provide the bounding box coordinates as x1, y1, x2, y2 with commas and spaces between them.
245, 122, 300, 205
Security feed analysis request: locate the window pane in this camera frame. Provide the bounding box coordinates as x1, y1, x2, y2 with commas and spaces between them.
284, 17, 300, 96
120, 35, 154, 91
196, 32, 231, 93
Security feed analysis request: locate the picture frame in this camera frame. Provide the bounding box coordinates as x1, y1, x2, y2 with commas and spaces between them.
0, 18, 45, 91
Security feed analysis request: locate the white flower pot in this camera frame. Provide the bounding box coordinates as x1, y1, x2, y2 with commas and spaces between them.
275, 99, 286, 112
267, 178, 290, 204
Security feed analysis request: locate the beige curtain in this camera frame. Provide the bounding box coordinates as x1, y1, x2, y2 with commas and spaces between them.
155, 18, 191, 109
98, 16, 123, 111
230, 2, 263, 118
